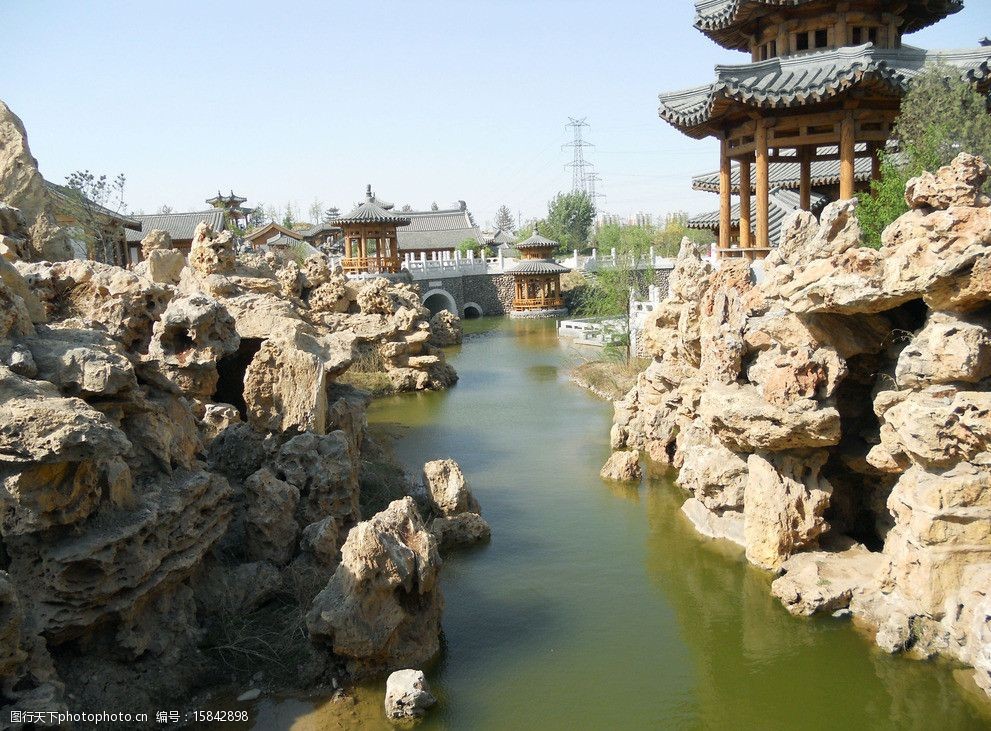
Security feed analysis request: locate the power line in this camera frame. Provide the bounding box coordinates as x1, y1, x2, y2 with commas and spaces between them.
563, 117, 594, 195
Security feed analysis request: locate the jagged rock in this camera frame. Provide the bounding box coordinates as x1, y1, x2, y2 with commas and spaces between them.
743, 451, 832, 571
144, 294, 239, 398
299, 516, 341, 570
422, 459, 480, 516
0, 100, 71, 261
431, 513, 491, 550
24, 327, 136, 398
428, 310, 462, 347
273, 431, 360, 531
384, 669, 436, 719
700, 383, 841, 452
905, 152, 990, 210
139, 229, 172, 258
771, 543, 882, 616
244, 468, 300, 565
5, 343, 36, 377
244, 331, 352, 434
187, 222, 235, 275
306, 498, 443, 672
871, 388, 991, 470
875, 613, 912, 654
7, 469, 232, 639
600, 450, 642, 482
894, 311, 991, 387
200, 403, 240, 444
141, 249, 185, 285
677, 436, 747, 511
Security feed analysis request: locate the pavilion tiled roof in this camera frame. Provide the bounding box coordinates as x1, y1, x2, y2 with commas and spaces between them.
396, 207, 483, 251
658, 44, 991, 138
691, 147, 875, 193
694, 1, 963, 51
515, 230, 560, 250
125, 209, 225, 243
687, 187, 828, 246
337, 187, 411, 227
508, 259, 571, 275
45, 182, 142, 230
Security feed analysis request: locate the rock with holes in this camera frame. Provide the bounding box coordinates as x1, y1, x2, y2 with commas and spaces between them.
600, 450, 642, 482
306, 497, 443, 673
771, 542, 883, 616
187, 222, 235, 275
143, 294, 239, 398
428, 310, 462, 347
894, 311, 991, 387
273, 431, 360, 532
23, 326, 136, 398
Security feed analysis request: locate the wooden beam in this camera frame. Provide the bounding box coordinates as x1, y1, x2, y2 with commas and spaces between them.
739, 158, 752, 249
719, 137, 732, 253
871, 143, 882, 181
755, 122, 770, 250
799, 146, 812, 211
840, 112, 856, 199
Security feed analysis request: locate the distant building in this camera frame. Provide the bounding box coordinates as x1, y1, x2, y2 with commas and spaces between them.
244, 222, 309, 253
338, 185, 409, 275
629, 212, 653, 228
46, 181, 141, 266
205, 190, 253, 231
397, 201, 484, 258
507, 228, 570, 318
125, 209, 226, 262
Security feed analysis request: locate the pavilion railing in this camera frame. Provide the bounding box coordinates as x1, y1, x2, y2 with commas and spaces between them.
513, 296, 565, 311
341, 256, 401, 275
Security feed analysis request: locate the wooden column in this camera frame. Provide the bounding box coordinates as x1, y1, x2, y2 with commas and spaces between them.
870, 144, 882, 181
840, 112, 856, 200
799, 146, 812, 211
739, 158, 752, 250
719, 137, 732, 253
755, 121, 770, 250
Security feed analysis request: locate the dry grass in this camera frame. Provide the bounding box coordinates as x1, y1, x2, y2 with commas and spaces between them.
571, 354, 649, 401
338, 346, 395, 396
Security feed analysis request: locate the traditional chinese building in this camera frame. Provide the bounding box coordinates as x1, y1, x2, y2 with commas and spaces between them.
206, 190, 253, 231
661, 0, 991, 259
508, 229, 570, 317
337, 185, 410, 275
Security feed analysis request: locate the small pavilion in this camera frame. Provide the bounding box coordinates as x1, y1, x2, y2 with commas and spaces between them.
206, 190, 253, 230
659, 0, 991, 259
508, 229, 570, 317
337, 185, 410, 275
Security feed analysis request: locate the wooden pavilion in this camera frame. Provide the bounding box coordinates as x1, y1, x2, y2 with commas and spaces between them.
206, 191, 253, 231
660, 0, 991, 259
337, 185, 410, 275
508, 229, 570, 316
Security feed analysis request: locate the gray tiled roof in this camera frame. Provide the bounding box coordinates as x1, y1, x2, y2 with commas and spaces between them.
396, 208, 483, 251
337, 187, 409, 226
125, 209, 226, 243
45, 182, 141, 229
687, 187, 828, 247
298, 222, 341, 238
515, 230, 560, 250
508, 259, 570, 275
658, 44, 991, 138
694, 1, 962, 50
691, 148, 875, 193
486, 228, 517, 245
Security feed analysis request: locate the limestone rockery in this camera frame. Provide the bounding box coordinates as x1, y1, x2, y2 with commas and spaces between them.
0, 210, 465, 718
609, 153, 991, 699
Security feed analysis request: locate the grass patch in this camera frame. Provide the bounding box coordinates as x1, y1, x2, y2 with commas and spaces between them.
358, 427, 417, 517
338, 345, 395, 397
570, 353, 649, 401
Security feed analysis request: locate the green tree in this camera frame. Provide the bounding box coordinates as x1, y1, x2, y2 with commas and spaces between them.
545, 191, 595, 252
456, 237, 481, 255
248, 202, 269, 230
281, 202, 295, 229
860, 62, 991, 247
494, 204, 515, 232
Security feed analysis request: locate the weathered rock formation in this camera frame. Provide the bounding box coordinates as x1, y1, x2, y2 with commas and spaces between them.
422, 459, 490, 550
609, 154, 991, 697
384, 668, 437, 719
0, 199, 462, 713
307, 497, 444, 674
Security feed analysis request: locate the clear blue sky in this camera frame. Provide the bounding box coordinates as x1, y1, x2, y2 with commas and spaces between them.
3, 1, 989, 228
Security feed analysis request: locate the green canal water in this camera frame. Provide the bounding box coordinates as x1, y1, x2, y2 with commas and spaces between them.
256, 317, 991, 730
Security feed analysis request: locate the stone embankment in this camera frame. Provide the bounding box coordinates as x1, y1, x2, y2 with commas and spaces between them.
607, 153, 991, 699
0, 180, 471, 717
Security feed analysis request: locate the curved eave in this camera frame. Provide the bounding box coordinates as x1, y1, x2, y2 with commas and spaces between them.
658, 45, 991, 140
694, 0, 964, 51
508, 260, 571, 275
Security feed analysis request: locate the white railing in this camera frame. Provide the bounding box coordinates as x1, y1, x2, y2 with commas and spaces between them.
557, 316, 628, 347
561, 247, 676, 272
400, 249, 520, 279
